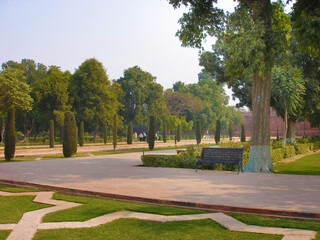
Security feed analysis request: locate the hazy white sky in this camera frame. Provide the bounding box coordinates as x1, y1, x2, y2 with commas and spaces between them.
0, 0, 291, 106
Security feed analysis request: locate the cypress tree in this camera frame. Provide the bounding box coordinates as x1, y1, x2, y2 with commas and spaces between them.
63, 111, 77, 157
79, 121, 84, 147
148, 115, 155, 150
49, 119, 54, 148
228, 120, 233, 141
241, 123, 246, 142
196, 119, 201, 145
163, 124, 167, 143
177, 124, 181, 142
103, 123, 107, 144
276, 125, 279, 141
214, 119, 221, 144
127, 122, 133, 144
113, 114, 117, 150
4, 108, 15, 161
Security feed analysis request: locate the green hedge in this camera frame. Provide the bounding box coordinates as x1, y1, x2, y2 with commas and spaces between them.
142, 155, 184, 168
294, 143, 308, 155
284, 146, 296, 158
271, 148, 285, 163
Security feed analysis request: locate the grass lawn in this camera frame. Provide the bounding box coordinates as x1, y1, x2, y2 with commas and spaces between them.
0, 184, 319, 240
274, 153, 320, 175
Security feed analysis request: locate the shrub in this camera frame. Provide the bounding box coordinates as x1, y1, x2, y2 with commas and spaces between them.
228, 120, 233, 141
5, 108, 15, 161
240, 123, 246, 142
127, 122, 133, 144
177, 124, 181, 142
103, 123, 107, 145
294, 143, 308, 155
284, 146, 295, 158
141, 155, 182, 168
49, 119, 54, 148
63, 111, 77, 157
113, 115, 117, 150
271, 148, 285, 163
79, 121, 84, 146
272, 140, 284, 149
214, 119, 220, 144
148, 116, 155, 150
196, 119, 201, 145
163, 124, 167, 143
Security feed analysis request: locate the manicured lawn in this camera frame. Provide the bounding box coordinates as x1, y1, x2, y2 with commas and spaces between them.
0, 184, 41, 193
43, 193, 205, 222
274, 153, 320, 175
0, 196, 51, 224
34, 218, 282, 240
0, 231, 10, 240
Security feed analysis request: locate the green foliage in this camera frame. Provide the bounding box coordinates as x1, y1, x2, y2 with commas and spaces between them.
293, 143, 308, 155
292, 0, 320, 58
49, 119, 54, 148
214, 119, 220, 144
271, 148, 285, 163
117, 66, 166, 124
272, 140, 284, 149
163, 124, 167, 143
4, 108, 15, 161
148, 116, 155, 150
113, 115, 117, 150
127, 122, 133, 144
71, 58, 121, 133
284, 146, 296, 159
63, 111, 77, 157
79, 121, 84, 147
0, 68, 33, 112
228, 120, 233, 140
103, 123, 107, 145
240, 123, 246, 142
177, 124, 181, 142
196, 119, 201, 145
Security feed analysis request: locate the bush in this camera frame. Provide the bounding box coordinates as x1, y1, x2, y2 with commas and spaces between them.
142, 155, 182, 168
49, 119, 54, 148
196, 119, 201, 145
294, 143, 308, 155
113, 115, 117, 150
127, 122, 133, 144
148, 116, 155, 150
5, 108, 15, 161
214, 119, 220, 144
228, 120, 233, 141
240, 123, 246, 142
163, 124, 167, 143
271, 140, 284, 149
271, 148, 285, 163
79, 121, 84, 147
177, 124, 181, 142
284, 146, 295, 158
103, 123, 107, 145
63, 111, 77, 157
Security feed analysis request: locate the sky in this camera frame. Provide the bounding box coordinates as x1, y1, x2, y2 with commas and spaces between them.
0, 0, 292, 106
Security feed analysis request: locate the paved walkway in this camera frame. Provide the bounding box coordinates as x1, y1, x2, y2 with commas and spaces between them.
0, 190, 316, 240
0, 150, 319, 220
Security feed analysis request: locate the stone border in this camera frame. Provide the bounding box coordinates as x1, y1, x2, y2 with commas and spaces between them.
0, 190, 316, 240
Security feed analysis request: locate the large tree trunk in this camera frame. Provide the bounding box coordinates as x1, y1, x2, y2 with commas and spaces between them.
243, 70, 273, 173
287, 118, 296, 144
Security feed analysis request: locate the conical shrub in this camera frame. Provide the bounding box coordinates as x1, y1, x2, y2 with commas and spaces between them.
63, 111, 77, 157
196, 119, 201, 145
79, 121, 84, 147
163, 124, 167, 143
5, 108, 15, 161
148, 116, 155, 150
127, 122, 133, 144
49, 119, 54, 148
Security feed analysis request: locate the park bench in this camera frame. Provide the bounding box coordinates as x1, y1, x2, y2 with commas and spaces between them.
195, 148, 244, 174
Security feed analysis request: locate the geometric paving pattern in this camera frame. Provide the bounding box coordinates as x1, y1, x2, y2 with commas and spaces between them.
0, 191, 316, 240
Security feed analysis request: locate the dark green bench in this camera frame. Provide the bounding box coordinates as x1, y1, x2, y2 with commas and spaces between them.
195, 148, 244, 174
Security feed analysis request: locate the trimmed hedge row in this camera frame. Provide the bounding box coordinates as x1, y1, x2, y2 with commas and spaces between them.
141, 140, 320, 171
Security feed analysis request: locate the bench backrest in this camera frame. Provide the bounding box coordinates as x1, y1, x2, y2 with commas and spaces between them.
200, 148, 243, 164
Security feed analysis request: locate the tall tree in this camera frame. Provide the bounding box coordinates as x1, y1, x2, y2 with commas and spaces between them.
271, 67, 305, 144
117, 66, 166, 125
71, 58, 121, 140
169, 1, 291, 172
32, 66, 71, 138
0, 68, 33, 160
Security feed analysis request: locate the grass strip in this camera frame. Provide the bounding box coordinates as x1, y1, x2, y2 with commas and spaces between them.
34, 218, 282, 240
273, 153, 320, 175
43, 193, 205, 222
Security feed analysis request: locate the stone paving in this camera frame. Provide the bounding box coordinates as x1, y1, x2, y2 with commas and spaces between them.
0, 190, 316, 240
